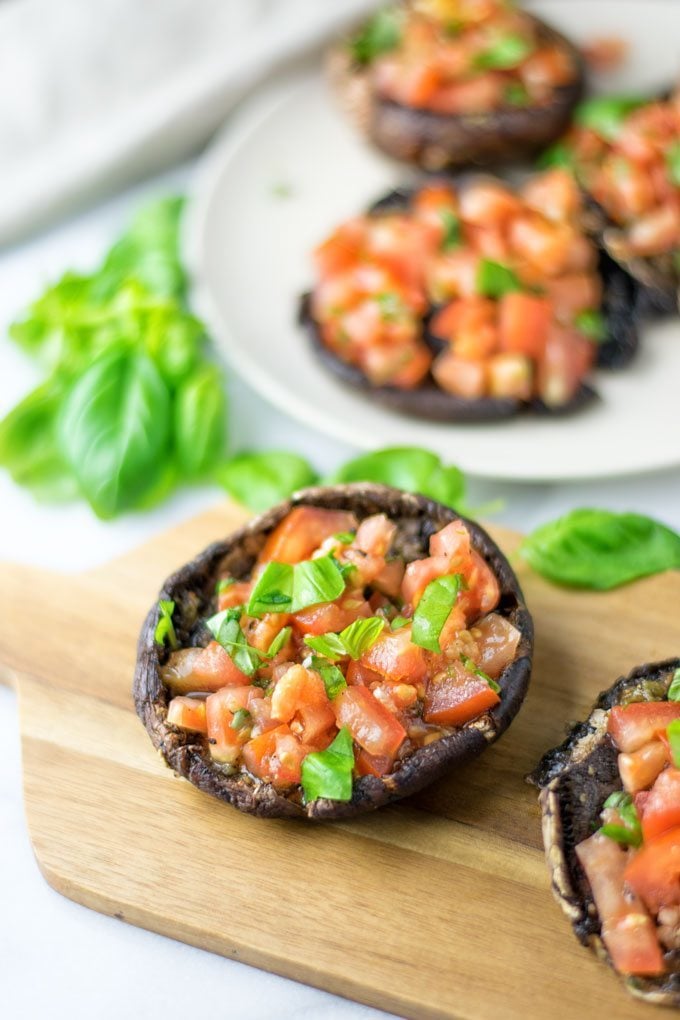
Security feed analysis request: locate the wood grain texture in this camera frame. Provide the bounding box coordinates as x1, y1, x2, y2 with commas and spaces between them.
1, 502, 678, 1020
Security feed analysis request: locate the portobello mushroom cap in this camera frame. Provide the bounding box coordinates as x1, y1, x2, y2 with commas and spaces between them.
327, 14, 585, 172
528, 658, 680, 1006
134, 484, 533, 820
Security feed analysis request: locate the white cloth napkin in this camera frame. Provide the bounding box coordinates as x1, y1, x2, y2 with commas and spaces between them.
0, 0, 377, 245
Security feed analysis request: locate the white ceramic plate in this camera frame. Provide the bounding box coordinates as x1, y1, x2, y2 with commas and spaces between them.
187, 1, 680, 482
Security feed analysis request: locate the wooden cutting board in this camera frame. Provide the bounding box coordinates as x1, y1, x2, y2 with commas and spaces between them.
1, 502, 678, 1020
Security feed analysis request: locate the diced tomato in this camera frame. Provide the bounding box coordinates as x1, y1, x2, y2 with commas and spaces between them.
423, 661, 500, 726
509, 213, 573, 276
334, 686, 407, 760
427, 250, 479, 302
292, 596, 371, 637
459, 551, 500, 621
427, 73, 506, 115
411, 183, 459, 245
433, 352, 488, 398
618, 740, 669, 795
459, 181, 520, 226
313, 219, 365, 277
536, 325, 592, 407
639, 767, 680, 842
355, 747, 394, 778
396, 62, 442, 108
354, 513, 396, 557
161, 641, 250, 695
430, 519, 472, 561
372, 557, 406, 600
361, 625, 429, 684
520, 46, 575, 90
242, 724, 309, 788
628, 204, 680, 256
167, 696, 208, 733
249, 697, 277, 736
625, 826, 680, 915
217, 581, 252, 611
270, 664, 336, 745
206, 685, 263, 763
576, 832, 665, 976
608, 702, 680, 753
346, 659, 385, 687
382, 343, 433, 389
498, 293, 552, 359
521, 169, 581, 222
473, 613, 522, 679
544, 273, 602, 320
487, 353, 532, 400
244, 613, 292, 653
258, 506, 357, 565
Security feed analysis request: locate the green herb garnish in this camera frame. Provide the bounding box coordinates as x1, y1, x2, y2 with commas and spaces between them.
474, 33, 533, 70
215, 451, 318, 512
574, 309, 607, 343
440, 209, 462, 251
520, 509, 680, 590
666, 141, 680, 187
475, 259, 523, 298
411, 574, 463, 653
206, 608, 265, 677
301, 727, 355, 802
230, 708, 251, 730
305, 617, 386, 662
575, 95, 646, 142
668, 668, 680, 701
329, 446, 467, 512
155, 599, 178, 648
247, 555, 346, 618
333, 531, 356, 545
537, 141, 577, 172
461, 654, 500, 693
215, 577, 235, 595
668, 719, 680, 767
267, 626, 292, 659
351, 9, 402, 66
599, 791, 642, 847
504, 82, 530, 106
390, 615, 409, 630
309, 657, 347, 699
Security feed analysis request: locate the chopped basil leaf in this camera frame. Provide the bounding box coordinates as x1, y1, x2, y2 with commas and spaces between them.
309, 656, 347, 699
575, 95, 646, 142
668, 719, 680, 767
599, 822, 642, 848
599, 791, 642, 847
666, 141, 680, 187
440, 209, 462, 251
476, 259, 523, 298
537, 141, 577, 172
520, 509, 680, 590
574, 309, 606, 343
391, 615, 409, 630
230, 708, 251, 730
247, 561, 293, 616
376, 292, 405, 321
304, 616, 385, 662
351, 9, 402, 66
333, 531, 356, 545
505, 82, 530, 106
291, 554, 345, 613
412, 574, 463, 653
668, 668, 680, 701
603, 791, 630, 810
301, 727, 354, 802
461, 654, 499, 692
474, 33, 533, 70
155, 599, 178, 648
205, 608, 264, 677
267, 626, 292, 659
215, 577, 235, 595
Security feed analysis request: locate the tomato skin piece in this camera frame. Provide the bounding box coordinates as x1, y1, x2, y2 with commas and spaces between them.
576, 832, 665, 976
639, 767, 680, 842
242, 724, 309, 788
472, 613, 521, 680
167, 696, 208, 733
608, 702, 680, 753
361, 626, 428, 685
424, 661, 500, 727
625, 826, 680, 915
498, 293, 552, 359
258, 506, 357, 565
334, 687, 407, 760
618, 740, 669, 795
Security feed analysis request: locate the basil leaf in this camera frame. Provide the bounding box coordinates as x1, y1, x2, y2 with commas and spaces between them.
309, 657, 347, 699
155, 600, 178, 648
230, 708, 251, 730
505, 82, 530, 106
216, 451, 318, 512
574, 309, 606, 343
668, 720, 680, 768
603, 791, 630, 810
411, 574, 462, 653
267, 626, 292, 659
520, 509, 680, 590
668, 668, 680, 702
301, 727, 355, 802
247, 562, 293, 616
351, 9, 401, 65
338, 617, 386, 659
174, 364, 227, 477
440, 209, 461, 251
304, 632, 347, 662
291, 555, 345, 613
575, 95, 646, 142
206, 609, 264, 677
476, 259, 523, 298
537, 141, 577, 172
461, 654, 499, 693
329, 446, 466, 510
666, 141, 680, 187
474, 33, 533, 70
600, 791, 641, 846
599, 822, 642, 848
215, 577, 235, 595
333, 531, 356, 545
376, 292, 406, 321
391, 615, 409, 630
58, 345, 171, 519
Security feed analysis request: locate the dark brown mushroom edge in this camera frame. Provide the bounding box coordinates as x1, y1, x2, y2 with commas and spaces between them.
541, 89, 680, 317
327, 1, 584, 172
528, 659, 680, 1006
135, 484, 533, 820
300, 175, 643, 425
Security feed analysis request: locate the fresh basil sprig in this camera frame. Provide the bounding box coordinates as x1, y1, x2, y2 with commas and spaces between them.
301, 727, 355, 802
247, 555, 346, 618
305, 617, 386, 662
329, 446, 467, 512
155, 600, 178, 649
520, 509, 680, 590
411, 574, 463, 653
216, 451, 318, 513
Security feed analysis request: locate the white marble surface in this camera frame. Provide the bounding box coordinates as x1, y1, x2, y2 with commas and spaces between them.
2, 164, 680, 1020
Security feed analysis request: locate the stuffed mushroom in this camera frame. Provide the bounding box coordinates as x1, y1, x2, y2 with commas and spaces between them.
542, 90, 680, 313
529, 659, 680, 1006
328, 0, 584, 171
135, 484, 533, 820
300, 172, 640, 422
